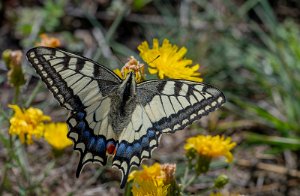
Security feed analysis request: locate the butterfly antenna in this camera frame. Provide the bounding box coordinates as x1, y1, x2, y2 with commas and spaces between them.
149, 55, 160, 64
109, 46, 126, 66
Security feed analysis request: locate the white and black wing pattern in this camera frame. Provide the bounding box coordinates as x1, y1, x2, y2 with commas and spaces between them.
27, 47, 225, 188
26, 47, 122, 111
26, 47, 121, 175
113, 80, 225, 187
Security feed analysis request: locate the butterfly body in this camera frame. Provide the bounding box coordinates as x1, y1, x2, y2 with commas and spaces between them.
110, 72, 137, 133
26, 47, 225, 188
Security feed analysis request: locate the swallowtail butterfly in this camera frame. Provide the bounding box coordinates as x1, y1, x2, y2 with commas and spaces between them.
26, 47, 225, 188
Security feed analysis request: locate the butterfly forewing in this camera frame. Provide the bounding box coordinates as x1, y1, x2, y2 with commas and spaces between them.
26, 47, 121, 110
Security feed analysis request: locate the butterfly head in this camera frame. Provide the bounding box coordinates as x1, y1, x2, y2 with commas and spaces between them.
119, 71, 136, 98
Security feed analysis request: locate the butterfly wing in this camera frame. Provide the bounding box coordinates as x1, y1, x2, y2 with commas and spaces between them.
26, 47, 122, 111
113, 80, 225, 187
27, 47, 121, 175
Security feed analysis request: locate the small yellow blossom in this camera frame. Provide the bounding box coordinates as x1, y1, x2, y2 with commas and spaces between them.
128, 163, 162, 182
9, 105, 51, 144
131, 177, 169, 196
35, 34, 61, 47
44, 123, 72, 150
128, 163, 165, 196
184, 135, 236, 163
114, 56, 145, 83
138, 38, 202, 82
209, 192, 223, 196
128, 163, 179, 196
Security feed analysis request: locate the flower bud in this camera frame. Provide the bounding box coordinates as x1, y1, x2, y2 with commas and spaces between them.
214, 174, 229, 189
2, 50, 26, 87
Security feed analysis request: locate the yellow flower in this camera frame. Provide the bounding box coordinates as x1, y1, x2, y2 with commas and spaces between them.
138, 38, 202, 82
131, 177, 169, 196
128, 163, 162, 182
209, 192, 223, 196
43, 123, 72, 150
128, 163, 179, 196
35, 33, 61, 48
114, 68, 123, 79
184, 135, 236, 163
9, 105, 51, 144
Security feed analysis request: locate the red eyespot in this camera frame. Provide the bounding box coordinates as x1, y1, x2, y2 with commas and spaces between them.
106, 143, 116, 154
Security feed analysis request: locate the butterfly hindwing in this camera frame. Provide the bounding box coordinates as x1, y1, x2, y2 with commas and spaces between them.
67, 111, 108, 176
113, 80, 225, 187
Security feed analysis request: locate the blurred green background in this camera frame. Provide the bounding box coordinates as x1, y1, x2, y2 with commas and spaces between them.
0, 0, 300, 195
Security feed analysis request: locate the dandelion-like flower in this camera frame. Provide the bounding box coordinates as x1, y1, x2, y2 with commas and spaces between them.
185, 135, 236, 163
131, 178, 169, 196
128, 163, 179, 196
128, 163, 162, 182
9, 105, 51, 144
43, 122, 72, 150
35, 33, 61, 48
138, 38, 202, 82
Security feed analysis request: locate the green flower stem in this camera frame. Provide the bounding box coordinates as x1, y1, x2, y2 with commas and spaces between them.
15, 140, 31, 185
13, 86, 20, 104
4, 85, 31, 191
180, 166, 197, 192
105, 5, 128, 43
25, 81, 43, 108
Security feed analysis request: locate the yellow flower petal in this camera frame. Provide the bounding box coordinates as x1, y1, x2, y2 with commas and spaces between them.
9, 104, 51, 144
138, 38, 203, 82
184, 135, 236, 163
131, 178, 169, 196
43, 123, 72, 150
113, 69, 123, 79
128, 163, 173, 196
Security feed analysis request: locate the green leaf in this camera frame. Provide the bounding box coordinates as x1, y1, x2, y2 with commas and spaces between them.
245, 132, 300, 150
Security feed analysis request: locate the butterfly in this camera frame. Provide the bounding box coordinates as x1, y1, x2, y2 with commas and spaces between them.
26, 47, 225, 188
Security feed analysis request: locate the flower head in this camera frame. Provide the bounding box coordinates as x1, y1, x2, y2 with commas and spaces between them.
9, 105, 51, 144
35, 34, 61, 47
128, 163, 162, 182
185, 135, 236, 163
131, 177, 169, 196
128, 163, 179, 196
138, 39, 202, 82
114, 56, 145, 83
161, 163, 176, 185
209, 192, 223, 196
214, 174, 229, 189
2, 49, 26, 87
43, 122, 72, 150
